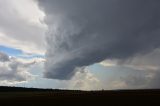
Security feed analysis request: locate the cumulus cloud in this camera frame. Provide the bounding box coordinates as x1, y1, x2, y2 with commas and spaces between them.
67, 68, 101, 90
0, 52, 36, 85
52, 67, 101, 90
37, 0, 160, 80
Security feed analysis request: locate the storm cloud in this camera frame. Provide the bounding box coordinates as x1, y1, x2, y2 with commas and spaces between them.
38, 0, 160, 80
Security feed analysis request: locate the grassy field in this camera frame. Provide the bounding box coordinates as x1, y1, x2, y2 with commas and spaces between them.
0, 86, 160, 105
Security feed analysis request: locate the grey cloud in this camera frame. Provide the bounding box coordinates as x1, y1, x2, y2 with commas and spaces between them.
38, 0, 160, 80
0, 66, 26, 81
149, 71, 160, 88
0, 52, 34, 83
0, 52, 9, 62
101, 49, 160, 89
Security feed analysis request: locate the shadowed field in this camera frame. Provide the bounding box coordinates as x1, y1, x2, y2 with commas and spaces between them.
0, 86, 160, 105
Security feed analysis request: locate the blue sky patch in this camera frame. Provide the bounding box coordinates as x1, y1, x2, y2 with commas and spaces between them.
0, 45, 23, 56
0, 45, 44, 59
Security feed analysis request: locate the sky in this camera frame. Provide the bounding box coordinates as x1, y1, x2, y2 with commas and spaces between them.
0, 0, 160, 90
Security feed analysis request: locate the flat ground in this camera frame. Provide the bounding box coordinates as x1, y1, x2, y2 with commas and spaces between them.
0, 87, 160, 105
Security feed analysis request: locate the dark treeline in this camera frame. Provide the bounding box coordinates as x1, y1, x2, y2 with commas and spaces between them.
0, 86, 82, 92
0, 86, 160, 94
0, 86, 51, 92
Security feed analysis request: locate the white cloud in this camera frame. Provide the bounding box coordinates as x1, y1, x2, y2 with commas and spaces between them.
64, 68, 101, 90
0, 32, 45, 54
100, 59, 117, 67
0, 0, 47, 54
9, 0, 45, 27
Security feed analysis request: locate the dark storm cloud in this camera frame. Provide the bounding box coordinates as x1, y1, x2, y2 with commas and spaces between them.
38, 0, 160, 80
